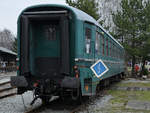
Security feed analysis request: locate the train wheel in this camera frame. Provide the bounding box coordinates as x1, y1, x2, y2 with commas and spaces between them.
41, 96, 51, 105
71, 87, 82, 105
96, 84, 101, 95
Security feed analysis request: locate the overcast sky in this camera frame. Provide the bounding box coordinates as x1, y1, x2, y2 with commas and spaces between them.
0, 0, 66, 35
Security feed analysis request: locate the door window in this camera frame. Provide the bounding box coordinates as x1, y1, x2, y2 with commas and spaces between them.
44, 24, 57, 41
85, 28, 91, 54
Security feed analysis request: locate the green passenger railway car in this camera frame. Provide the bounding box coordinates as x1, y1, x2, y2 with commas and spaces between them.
11, 4, 125, 104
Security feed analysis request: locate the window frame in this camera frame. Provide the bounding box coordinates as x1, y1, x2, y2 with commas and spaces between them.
109, 41, 111, 57
102, 35, 105, 56
106, 38, 108, 56
85, 27, 92, 54
95, 31, 100, 54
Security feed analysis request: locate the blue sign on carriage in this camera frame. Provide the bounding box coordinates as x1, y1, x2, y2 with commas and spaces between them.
90, 59, 109, 78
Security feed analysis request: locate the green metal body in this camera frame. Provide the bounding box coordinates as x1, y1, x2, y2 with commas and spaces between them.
17, 4, 125, 96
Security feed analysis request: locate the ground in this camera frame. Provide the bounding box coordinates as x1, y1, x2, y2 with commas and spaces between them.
1, 72, 150, 113
0, 71, 16, 80
78, 78, 150, 113
0, 72, 71, 113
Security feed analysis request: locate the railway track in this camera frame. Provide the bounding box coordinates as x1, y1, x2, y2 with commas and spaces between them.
0, 79, 17, 99
23, 78, 121, 113
24, 97, 87, 113
24, 92, 106, 113
70, 102, 86, 113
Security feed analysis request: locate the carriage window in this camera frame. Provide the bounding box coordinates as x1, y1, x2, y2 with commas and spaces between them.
116, 47, 118, 58
114, 46, 115, 58
85, 28, 91, 54
109, 41, 111, 57
44, 24, 57, 40
99, 32, 105, 55
118, 49, 119, 59
114, 45, 116, 58
112, 44, 114, 57
106, 38, 108, 56
112, 44, 115, 58
119, 50, 120, 59
95, 32, 100, 54
116, 48, 118, 58
115, 46, 117, 58
102, 36, 105, 55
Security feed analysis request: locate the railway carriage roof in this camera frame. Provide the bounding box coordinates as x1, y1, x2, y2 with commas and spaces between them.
20, 4, 123, 49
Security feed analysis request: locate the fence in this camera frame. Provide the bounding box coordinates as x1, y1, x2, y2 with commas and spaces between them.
0, 66, 17, 72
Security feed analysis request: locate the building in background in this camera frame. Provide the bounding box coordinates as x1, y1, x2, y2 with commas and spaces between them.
0, 47, 17, 72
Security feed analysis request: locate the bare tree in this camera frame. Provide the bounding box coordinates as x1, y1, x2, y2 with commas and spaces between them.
0, 29, 15, 50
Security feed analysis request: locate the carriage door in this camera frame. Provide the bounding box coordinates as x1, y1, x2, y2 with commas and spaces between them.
84, 23, 95, 61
